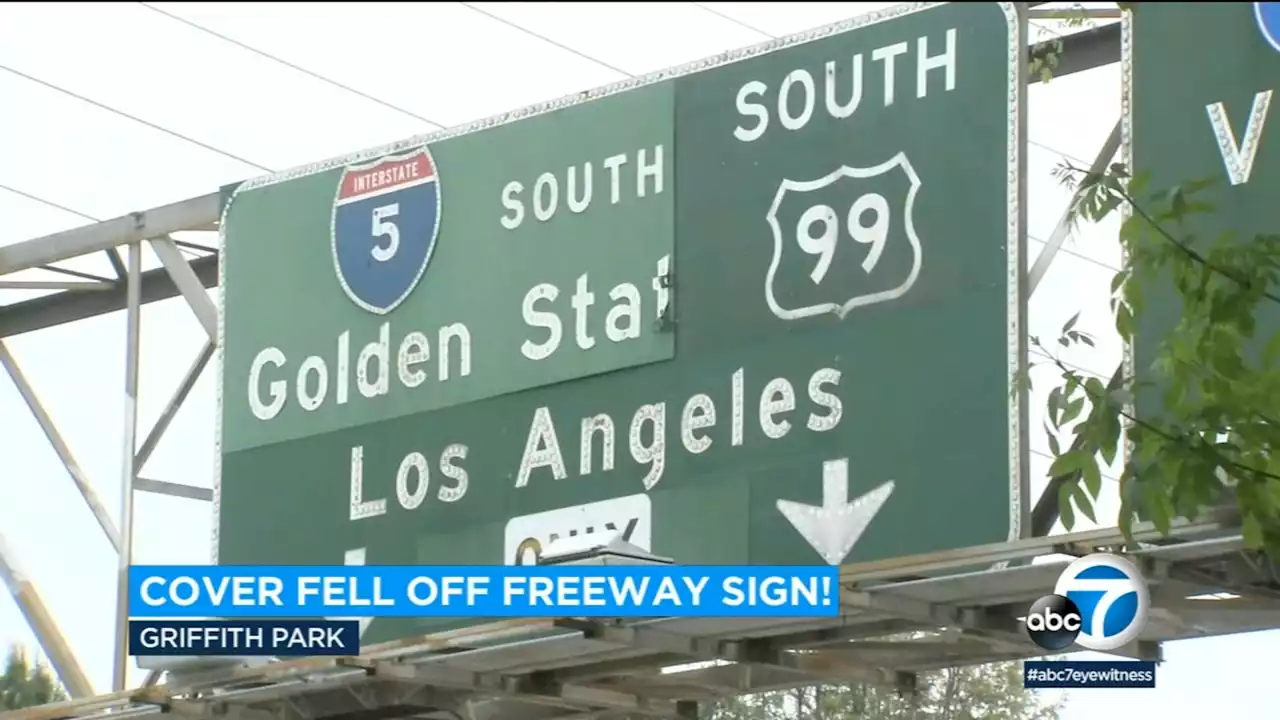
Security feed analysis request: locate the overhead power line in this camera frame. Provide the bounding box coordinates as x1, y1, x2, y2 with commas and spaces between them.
690, 2, 775, 38
458, 2, 634, 77
0, 63, 272, 173
0, 183, 95, 224
136, 2, 445, 129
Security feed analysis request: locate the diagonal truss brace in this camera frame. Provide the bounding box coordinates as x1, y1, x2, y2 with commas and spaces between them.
0, 530, 93, 699
149, 236, 216, 340
1028, 119, 1123, 295
0, 341, 121, 551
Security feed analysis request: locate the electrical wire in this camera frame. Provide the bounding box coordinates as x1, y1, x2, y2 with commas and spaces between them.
0, 183, 96, 224
458, 2, 634, 77
136, 2, 445, 129
690, 2, 775, 38
0, 62, 272, 173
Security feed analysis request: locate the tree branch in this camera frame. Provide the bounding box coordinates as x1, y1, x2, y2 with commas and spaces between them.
1035, 340, 1280, 483
1113, 186, 1280, 305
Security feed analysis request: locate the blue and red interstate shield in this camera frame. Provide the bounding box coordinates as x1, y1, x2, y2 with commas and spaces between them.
332, 148, 441, 314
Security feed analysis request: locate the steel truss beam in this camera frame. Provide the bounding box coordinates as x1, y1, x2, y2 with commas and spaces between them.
0, 192, 221, 275
0, 229, 221, 694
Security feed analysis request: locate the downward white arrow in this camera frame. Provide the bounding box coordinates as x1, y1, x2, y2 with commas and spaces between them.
336, 548, 372, 639
776, 458, 895, 566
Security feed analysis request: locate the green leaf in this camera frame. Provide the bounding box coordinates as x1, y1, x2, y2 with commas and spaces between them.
1110, 269, 1128, 294
1094, 192, 1122, 220
1168, 185, 1189, 217
1072, 483, 1098, 523
1064, 373, 1082, 400
1048, 386, 1064, 426
1099, 412, 1123, 467
1083, 460, 1102, 497
1060, 397, 1086, 426
1058, 482, 1076, 531
1048, 450, 1088, 479
1118, 486, 1135, 541
1183, 176, 1219, 195
1115, 302, 1134, 340
1243, 513, 1265, 550
1143, 479, 1174, 536
1264, 326, 1280, 367
1063, 311, 1081, 334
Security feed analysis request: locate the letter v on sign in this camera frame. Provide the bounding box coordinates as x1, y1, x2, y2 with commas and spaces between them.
1206, 90, 1274, 186
332, 548, 373, 638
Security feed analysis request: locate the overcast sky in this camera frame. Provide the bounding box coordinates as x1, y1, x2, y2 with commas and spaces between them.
0, 2, 1271, 717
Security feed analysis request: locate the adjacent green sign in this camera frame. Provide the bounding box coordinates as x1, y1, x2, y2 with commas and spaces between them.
1128, 3, 1279, 408
217, 2, 1026, 645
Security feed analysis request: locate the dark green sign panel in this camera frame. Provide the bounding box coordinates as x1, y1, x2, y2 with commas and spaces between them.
217, 2, 1026, 644
1128, 4, 1279, 408
220, 84, 676, 454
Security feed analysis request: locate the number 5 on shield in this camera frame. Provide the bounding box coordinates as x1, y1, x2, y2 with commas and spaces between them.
371, 203, 401, 262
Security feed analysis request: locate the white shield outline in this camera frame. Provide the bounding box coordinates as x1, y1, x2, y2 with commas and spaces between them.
329, 146, 442, 316
1257, 3, 1280, 52
764, 152, 923, 321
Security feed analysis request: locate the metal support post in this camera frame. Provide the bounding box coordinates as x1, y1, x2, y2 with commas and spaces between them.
112, 243, 143, 692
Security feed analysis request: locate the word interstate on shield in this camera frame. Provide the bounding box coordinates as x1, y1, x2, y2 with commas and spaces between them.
347, 365, 845, 521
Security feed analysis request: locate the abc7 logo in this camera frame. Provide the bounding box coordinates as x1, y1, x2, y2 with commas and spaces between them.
1025, 553, 1149, 652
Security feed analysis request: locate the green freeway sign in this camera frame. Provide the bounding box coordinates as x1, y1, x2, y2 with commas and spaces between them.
1128, 4, 1280, 411
217, 2, 1026, 644
220, 82, 675, 454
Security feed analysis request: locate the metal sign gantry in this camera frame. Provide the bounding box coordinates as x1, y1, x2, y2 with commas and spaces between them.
1, 7, 1276, 720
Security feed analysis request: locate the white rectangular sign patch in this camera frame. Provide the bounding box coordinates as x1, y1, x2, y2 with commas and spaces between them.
503, 494, 652, 565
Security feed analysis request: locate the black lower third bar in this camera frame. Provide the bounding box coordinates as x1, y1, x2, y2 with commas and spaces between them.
129, 620, 361, 657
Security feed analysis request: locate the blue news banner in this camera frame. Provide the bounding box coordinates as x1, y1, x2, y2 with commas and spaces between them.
128, 565, 838, 657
